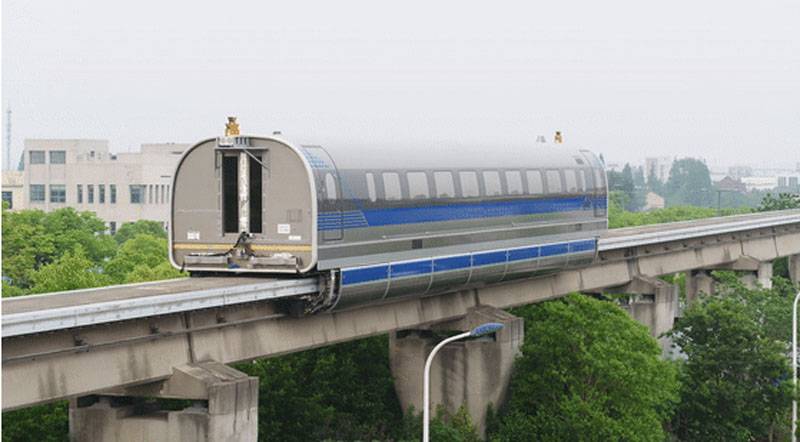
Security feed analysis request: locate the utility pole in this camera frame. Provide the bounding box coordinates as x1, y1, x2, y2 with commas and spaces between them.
4, 107, 11, 171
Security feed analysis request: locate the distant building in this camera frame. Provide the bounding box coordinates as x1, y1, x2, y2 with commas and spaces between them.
714, 176, 747, 193
728, 165, 754, 180
644, 157, 672, 183
16, 139, 189, 233
1, 170, 24, 210
741, 176, 779, 191
644, 192, 665, 211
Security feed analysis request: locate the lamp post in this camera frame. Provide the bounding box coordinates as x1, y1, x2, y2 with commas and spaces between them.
793, 291, 800, 442
423, 322, 504, 442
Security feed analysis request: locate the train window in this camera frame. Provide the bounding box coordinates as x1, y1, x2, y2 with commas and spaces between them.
222, 156, 239, 233
505, 171, 523, 195
382, 172, 402, 201
564, 170, 577, 192
483, 171, 502, 196
249, 155, 263, 233
594, 168, 606, 190
324, 173, 338, 199
365, 173, 377, 202
407, 172, 429, 199
526, 170, 543, 194
434, 171, 455, 198
546, 170, 562, 194
459, 171, 479, 197
578, 170, 587, 192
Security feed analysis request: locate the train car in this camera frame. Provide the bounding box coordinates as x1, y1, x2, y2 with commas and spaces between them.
170, 134, 607, 312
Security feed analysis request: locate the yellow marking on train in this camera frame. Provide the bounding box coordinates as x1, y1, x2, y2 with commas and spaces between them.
173, 243, 311, 252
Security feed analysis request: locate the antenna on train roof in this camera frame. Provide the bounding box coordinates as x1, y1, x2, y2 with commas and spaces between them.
536, 135, 547, 144
554, 131, 563, 144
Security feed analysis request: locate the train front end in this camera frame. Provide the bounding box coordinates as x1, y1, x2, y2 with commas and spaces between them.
169, 135, 317, 274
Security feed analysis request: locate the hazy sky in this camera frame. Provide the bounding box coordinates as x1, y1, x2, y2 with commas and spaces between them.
3, 0, 799, 170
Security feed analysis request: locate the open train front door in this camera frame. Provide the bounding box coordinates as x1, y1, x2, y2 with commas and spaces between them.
302, 146, 343, 241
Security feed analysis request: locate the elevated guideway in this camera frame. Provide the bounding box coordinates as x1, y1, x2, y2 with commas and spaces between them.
3, 209, 800, 411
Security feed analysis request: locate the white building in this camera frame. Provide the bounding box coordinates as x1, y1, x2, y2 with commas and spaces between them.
1, 170, 24, 210
14, 139, 188, 233
644, 157, 673, 183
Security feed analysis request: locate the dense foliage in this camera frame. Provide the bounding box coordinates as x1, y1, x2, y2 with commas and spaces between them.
490, 295, 679, 441
668, 275, 795, 440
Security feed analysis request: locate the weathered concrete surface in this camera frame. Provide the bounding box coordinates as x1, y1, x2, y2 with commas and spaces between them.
389, 306, 523, 437
5, 221, 800, 410
70, 362, 258, 442
757, 261, 773, 289
686, 270, 715, 304
613, 276, 679, 356
790, 255, 800, 286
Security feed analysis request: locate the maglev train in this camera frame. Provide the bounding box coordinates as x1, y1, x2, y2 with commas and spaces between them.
169, 135, 608, 313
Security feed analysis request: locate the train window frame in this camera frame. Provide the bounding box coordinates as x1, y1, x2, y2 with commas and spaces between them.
594, 168, 606, 190
365, 172, 377, 202
545, 170, 563, 194
382, 172, 402, 201
433, 171, 455, 198
482, 170, 502, 196
458, 171, 480, 198
505, 170, 523, 195
324, 173, 338, 200
578, 169, 588, 192
526, 170, 544, 195
407, 171, 430, 200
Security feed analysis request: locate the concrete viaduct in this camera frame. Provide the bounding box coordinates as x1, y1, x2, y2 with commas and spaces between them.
3, 210, 800, 440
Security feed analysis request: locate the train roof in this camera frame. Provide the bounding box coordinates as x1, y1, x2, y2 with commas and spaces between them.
297, 141, 597, 171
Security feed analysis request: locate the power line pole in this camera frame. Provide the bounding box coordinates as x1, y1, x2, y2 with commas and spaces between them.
4, 107, 11, 171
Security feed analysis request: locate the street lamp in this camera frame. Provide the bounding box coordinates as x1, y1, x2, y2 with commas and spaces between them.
793, 291, 800, 442
423, 322, 505, 442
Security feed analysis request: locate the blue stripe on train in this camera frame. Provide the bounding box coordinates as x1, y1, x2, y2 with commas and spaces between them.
340, 239, 596, 286
318, 196, 605, 231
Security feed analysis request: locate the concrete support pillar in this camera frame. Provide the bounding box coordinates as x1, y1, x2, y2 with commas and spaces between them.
685, 270, 715, 304
790, 255, 800, 286
757, 261, 773, 289
613, 276, 679, 357
70, 361, 258, 442
389, 306, 523, 438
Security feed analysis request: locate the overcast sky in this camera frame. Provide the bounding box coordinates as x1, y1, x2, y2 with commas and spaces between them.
3, 0, 799, 170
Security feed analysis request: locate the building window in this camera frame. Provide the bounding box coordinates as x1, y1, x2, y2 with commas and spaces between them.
109, 221, 117, 235
2, 191, 12, 209
99, 184, 105, 203
49, 150, 66, 164
77, 185, 83, 203
433, 171, 455, 198
130, 185, 144, 204
50, 185, 66, 203
88, 185, 95, 203
148, 185, 153, 204
406, 172, 429, 199
160, 185, 165, 204
110, 184, 117, 204
29, 151, 45, 164
30, 184, 45, 202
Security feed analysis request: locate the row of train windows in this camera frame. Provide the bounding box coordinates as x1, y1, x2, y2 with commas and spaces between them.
324, 169, 604, 201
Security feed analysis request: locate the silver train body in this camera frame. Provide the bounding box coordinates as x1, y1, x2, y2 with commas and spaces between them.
170, 135, 608, 312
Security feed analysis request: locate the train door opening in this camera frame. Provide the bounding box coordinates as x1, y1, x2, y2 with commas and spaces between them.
222, 151, 265, 235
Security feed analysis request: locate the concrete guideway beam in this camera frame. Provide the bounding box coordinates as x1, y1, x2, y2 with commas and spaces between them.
70, 361, 258, 442
389, 306, 524, 438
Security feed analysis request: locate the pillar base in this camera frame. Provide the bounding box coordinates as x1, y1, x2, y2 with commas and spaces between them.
70, 362, 258, 442
389, 306, 523, 438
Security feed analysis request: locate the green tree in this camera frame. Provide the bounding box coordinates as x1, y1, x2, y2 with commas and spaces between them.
665, 158, 714, 207
491, 294, 679, 441
29, 247, 112, 294
756, 192, 800, 212
668, 279, 793, 441
1, 402, 69, 442
104, 234, 178, 283
2, 208, 115, 288
114, 220, 167, 244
